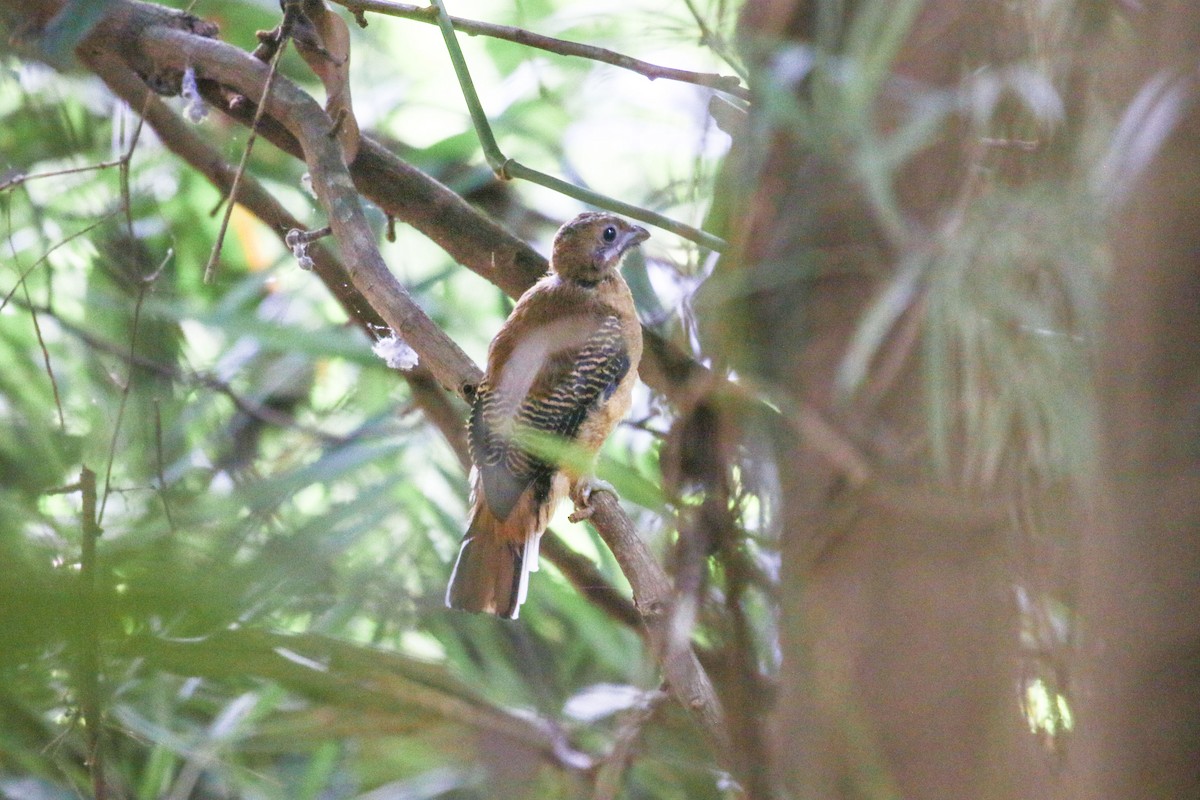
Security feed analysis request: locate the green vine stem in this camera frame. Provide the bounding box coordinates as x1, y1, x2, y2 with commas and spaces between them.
427, 0, 728, 254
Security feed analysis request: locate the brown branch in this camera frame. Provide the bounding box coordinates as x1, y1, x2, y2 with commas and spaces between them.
539, 532, 642, 629
587, 491, 730, 756
333, 0, 748, 99
102, 28, 482, 397
86, 45, 475, 462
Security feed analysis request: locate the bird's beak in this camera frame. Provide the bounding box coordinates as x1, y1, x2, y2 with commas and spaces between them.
622, 225, 650, 251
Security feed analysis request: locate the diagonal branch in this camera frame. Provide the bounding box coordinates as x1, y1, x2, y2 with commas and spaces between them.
126, 27, 482, 396
588, 491, 730, 756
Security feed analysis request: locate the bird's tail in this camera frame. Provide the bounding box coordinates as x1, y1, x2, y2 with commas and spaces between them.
445, 506, 542, 619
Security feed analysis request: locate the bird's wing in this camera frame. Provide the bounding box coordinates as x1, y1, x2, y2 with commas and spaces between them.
468, 315, 630, 522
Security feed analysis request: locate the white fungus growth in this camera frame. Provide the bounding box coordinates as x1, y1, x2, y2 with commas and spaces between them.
372, 334, 419, 370
181, 66, 208, 123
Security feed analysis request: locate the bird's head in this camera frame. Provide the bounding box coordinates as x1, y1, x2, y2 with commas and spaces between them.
550, 212, 649, 286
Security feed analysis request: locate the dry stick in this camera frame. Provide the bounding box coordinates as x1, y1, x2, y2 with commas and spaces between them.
129, 24, 730, 753
333, 0, 749, 99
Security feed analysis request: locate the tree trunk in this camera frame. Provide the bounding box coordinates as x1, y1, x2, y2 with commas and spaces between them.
1071, 2, 1200, 796
728, 2, 1060, 796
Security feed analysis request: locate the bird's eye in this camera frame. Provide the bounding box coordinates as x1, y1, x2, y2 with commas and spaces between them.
602, 226, 617, 243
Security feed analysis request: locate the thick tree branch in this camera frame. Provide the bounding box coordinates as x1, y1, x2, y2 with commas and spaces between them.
191, 91, 753, 413
81, 45, 472, 462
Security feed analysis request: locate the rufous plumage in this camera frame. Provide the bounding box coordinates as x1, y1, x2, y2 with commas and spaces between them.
446, 212, 648, 618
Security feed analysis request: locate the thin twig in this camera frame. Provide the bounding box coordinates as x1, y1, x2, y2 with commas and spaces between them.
333, 0, 748, 98
22, 281, 65, 429
4, 205, 67, 430
97, 248, 172, 526
115, 96, 148, 237
201, 9, 290, 284
17, 296, 348, 446
0, 156, 132, 194
427, 0, 728, 253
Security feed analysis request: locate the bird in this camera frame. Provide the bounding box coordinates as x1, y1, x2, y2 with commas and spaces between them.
446, 212, 648, 618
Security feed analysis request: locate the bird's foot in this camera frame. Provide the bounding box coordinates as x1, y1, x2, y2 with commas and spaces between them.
569, 477, 617, 523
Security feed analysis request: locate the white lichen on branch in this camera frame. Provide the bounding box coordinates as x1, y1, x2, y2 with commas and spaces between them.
372, 333, 419, 370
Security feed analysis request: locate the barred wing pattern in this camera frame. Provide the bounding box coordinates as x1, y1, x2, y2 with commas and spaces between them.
468, 316, 630, 522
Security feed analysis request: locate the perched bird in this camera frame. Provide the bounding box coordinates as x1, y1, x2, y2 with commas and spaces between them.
446, 212, 648, 618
